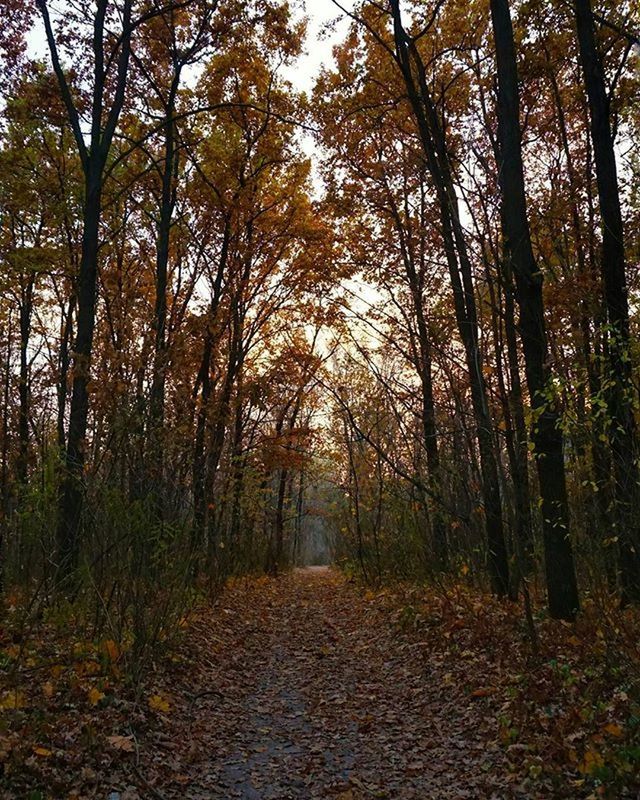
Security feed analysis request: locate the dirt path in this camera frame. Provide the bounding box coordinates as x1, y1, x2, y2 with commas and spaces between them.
133, 568, 515, 799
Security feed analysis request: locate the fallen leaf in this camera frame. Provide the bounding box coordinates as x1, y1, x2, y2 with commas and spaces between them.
602, 722, 623, 738
470, 687, 496, 698
579, 748, 604, 775
107, 735, 135, 752
148, 693, 170, 713
88, 687, 105, 706
0, 691, 26, 709
102, 639, 120, 662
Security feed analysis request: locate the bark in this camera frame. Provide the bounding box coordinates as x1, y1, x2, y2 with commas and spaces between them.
57, 166, 103, 572
17, 276, 34, 487
57, 294, 75, 452
149, 76, 180, 504
192, 219, 231, 551
387, 182, 448, 569
0, 319, 12, 593
40, 0, 135, 576
483, 241, 534, 586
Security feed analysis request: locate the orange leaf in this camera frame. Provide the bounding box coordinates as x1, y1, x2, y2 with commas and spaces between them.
471, 687, 496, 698
102, 639, 120, 662
107, 735, 135, 752
578, 749, 604, 775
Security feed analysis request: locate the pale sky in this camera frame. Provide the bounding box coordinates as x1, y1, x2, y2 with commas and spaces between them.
27, 1, 356, 94
286, 0, 355, 94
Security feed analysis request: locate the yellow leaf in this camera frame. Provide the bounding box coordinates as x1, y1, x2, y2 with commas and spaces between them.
88, 687, 105, 706
107, 734, 135, 752
579, 749, 604, 775
148, 693, 170, 713
33, 747, 52, 758
603, 722, 623, 738
0, 691, 26, 709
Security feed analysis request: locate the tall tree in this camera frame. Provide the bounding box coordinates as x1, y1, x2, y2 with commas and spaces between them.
389, 0, 510, 596
490, 0, 579, 619
37, 0, 138, 574
574, 0, 640, 602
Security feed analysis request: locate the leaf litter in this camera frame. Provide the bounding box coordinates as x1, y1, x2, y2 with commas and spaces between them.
2, 567, 639, 798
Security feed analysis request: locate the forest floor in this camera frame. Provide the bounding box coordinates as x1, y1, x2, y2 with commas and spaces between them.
2, 567, 639, 798
112, 566, 515, 799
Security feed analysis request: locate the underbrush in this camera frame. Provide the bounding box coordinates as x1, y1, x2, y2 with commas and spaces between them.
0, 483, 208, 797
0, 577, 209, 799
0, 484, 286, 798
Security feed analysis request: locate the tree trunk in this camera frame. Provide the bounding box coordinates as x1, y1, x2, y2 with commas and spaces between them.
150, 83, 180, 509
57, 165, 102, 574
57, 294, 75, 452
490, 0, 579, 619
17, 277, 34, 487
192, 218, 231, 551
387, 184, 448, 569
574, 0, 640, 602
390, 0, 510, 596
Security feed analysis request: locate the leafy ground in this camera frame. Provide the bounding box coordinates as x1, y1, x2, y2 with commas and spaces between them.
1, 567, 639, 798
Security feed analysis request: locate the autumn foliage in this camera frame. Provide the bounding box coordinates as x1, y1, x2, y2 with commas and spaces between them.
0, 0, 639, 797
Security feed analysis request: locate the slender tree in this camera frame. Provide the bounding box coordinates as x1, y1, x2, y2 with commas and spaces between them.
490, 0, 579, 619
37, 0, 137, 574
389, 0, 510, 596
574, 0, 640, 602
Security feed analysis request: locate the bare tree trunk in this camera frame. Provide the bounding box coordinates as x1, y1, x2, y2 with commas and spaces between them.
57, 165, 103, 573
150, 80, 180, 511
40, 0, 135, 577
17, 276, 34, 487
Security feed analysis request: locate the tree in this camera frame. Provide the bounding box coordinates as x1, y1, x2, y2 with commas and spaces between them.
574, 0, 640, 602
37, 0, 138, 575
388, 0, 510, 596
490, 0, 579, 619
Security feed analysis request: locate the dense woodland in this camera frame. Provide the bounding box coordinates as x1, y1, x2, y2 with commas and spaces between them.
0, 0, 640, 795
